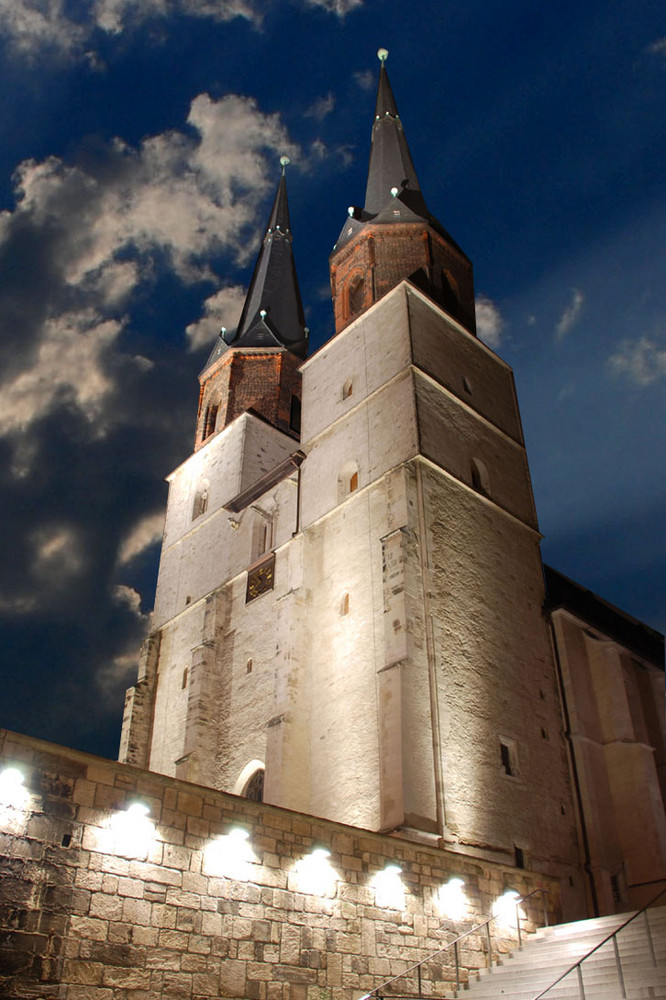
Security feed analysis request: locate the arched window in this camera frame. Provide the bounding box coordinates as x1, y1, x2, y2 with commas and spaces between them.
340, 592, 350, 616
440, 269, 460, 316
244, 769, 264, 802
338, 461, 359, 501
250, 509, 273, 563
471, 458, 490, 497
192, 481, 210, 520
203, 403, 218, 439
347, 272, 365, 317
342, 378, 353, 401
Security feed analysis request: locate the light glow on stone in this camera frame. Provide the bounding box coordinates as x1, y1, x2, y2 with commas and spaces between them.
294, 848, 338, 897
0, 767, 30, 826
492, 889, 524, 930
204, 827, 257, 881
437, 877, 469, 921
372, 864, 405, 910
101, 801, 155, 859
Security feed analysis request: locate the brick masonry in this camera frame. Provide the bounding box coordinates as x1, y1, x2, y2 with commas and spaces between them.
195, 349, 301, 450
329, 224, 475, 336
0, 729, 559, 1000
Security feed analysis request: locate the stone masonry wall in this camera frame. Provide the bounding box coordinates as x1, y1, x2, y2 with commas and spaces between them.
0, 730, 560, 1000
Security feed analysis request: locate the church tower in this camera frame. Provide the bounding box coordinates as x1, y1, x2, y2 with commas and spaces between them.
120, 54, 583, 912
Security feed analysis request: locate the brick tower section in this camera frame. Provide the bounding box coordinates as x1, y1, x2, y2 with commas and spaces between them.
330, 222, 476, 336
194, 347, 302, 450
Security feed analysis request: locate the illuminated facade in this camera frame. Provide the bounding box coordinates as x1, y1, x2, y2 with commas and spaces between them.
120, 54, 665, 921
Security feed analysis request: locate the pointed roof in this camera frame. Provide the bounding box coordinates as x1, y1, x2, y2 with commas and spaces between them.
334, 49, 465, 255
364, 50, 430, 221
203, 158, 308, 373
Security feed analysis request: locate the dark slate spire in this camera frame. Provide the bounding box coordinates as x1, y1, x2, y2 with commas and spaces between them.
334, 49, 464, 253
363, 48, 430, 221
203, 157, 308, 372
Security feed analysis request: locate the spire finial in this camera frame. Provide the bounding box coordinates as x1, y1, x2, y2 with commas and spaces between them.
280, 155, 290, 174
377, 47, 388, 63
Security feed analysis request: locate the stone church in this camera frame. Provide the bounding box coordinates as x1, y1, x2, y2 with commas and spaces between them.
0, 50, 664, 999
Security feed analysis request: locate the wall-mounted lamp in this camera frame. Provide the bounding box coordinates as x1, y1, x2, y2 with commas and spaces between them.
294, 848, 338, 896
204, 827, 257, 880
372, 864, 406, 910
102, 801, 155, 859
437, 877, 469, 921
0, 767, 30, 827
492, 888, 524, 930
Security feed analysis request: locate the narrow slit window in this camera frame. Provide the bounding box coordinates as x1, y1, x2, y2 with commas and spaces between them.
290, 394, 301, 434
500, 741, 515, 776
349, 471, 358, 493
348, 273, 365, 316
471, 458, 490, 496
341, 593, 350, 616
182, 667, 188, 689
342, 379, 353, 400
204, 403, 218, 439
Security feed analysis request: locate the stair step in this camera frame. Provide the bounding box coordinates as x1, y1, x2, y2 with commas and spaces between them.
457, 906, 666, 1000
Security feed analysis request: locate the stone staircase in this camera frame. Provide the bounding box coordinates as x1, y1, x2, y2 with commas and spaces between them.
459, 907, 666, 999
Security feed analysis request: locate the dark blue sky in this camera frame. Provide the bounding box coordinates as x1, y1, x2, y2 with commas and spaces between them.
0, 0, 664, 760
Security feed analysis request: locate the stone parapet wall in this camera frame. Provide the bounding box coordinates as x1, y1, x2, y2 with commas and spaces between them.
0, 730, 559, 1000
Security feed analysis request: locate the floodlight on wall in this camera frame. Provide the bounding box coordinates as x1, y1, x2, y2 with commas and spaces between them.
203, 827, 257, 881
294, 848, 338, 897
372, 864, 406, 910
437, 877, 469, 922
492, 889, 524, 931
0, 767, 30, 825
101, 801, 156, 859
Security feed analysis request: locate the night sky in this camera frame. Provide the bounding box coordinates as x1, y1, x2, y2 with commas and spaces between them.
1, 0, 664, 761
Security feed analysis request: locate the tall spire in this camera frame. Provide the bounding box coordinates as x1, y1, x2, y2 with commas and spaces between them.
363, 49, 430, 222
330, 50, 476, 337
203, 157, 308, 372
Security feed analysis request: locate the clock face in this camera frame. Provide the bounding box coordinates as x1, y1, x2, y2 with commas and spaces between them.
246, 556, 275, 602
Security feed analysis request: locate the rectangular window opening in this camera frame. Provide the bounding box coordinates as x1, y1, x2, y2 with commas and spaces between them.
500, 741, 515, 776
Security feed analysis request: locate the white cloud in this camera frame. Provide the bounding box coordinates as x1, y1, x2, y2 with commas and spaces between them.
475, 295, 503, 347
0, 0, 258, 60
31, 525, 84, 582
0, 93, 295, 437
185, 284, 246, 350
0, 311, 124, 434
646, 37, 666, 57
353, 69, 375, 91
0, 0, 86, 58
305, 92, 335, 121
0, 0, 362, 60
95, 585, 150, 692
300, 0, 363, 13
118, 512, 165, 564
607, 336, 666, 385
555, 288, 584, 341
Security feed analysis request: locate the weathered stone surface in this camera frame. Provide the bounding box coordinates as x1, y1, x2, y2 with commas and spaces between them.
0, 730, 560, 1000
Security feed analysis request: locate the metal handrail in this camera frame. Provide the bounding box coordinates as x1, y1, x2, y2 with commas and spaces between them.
358, 886, 549, 1000
532, 885, 666, 1000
